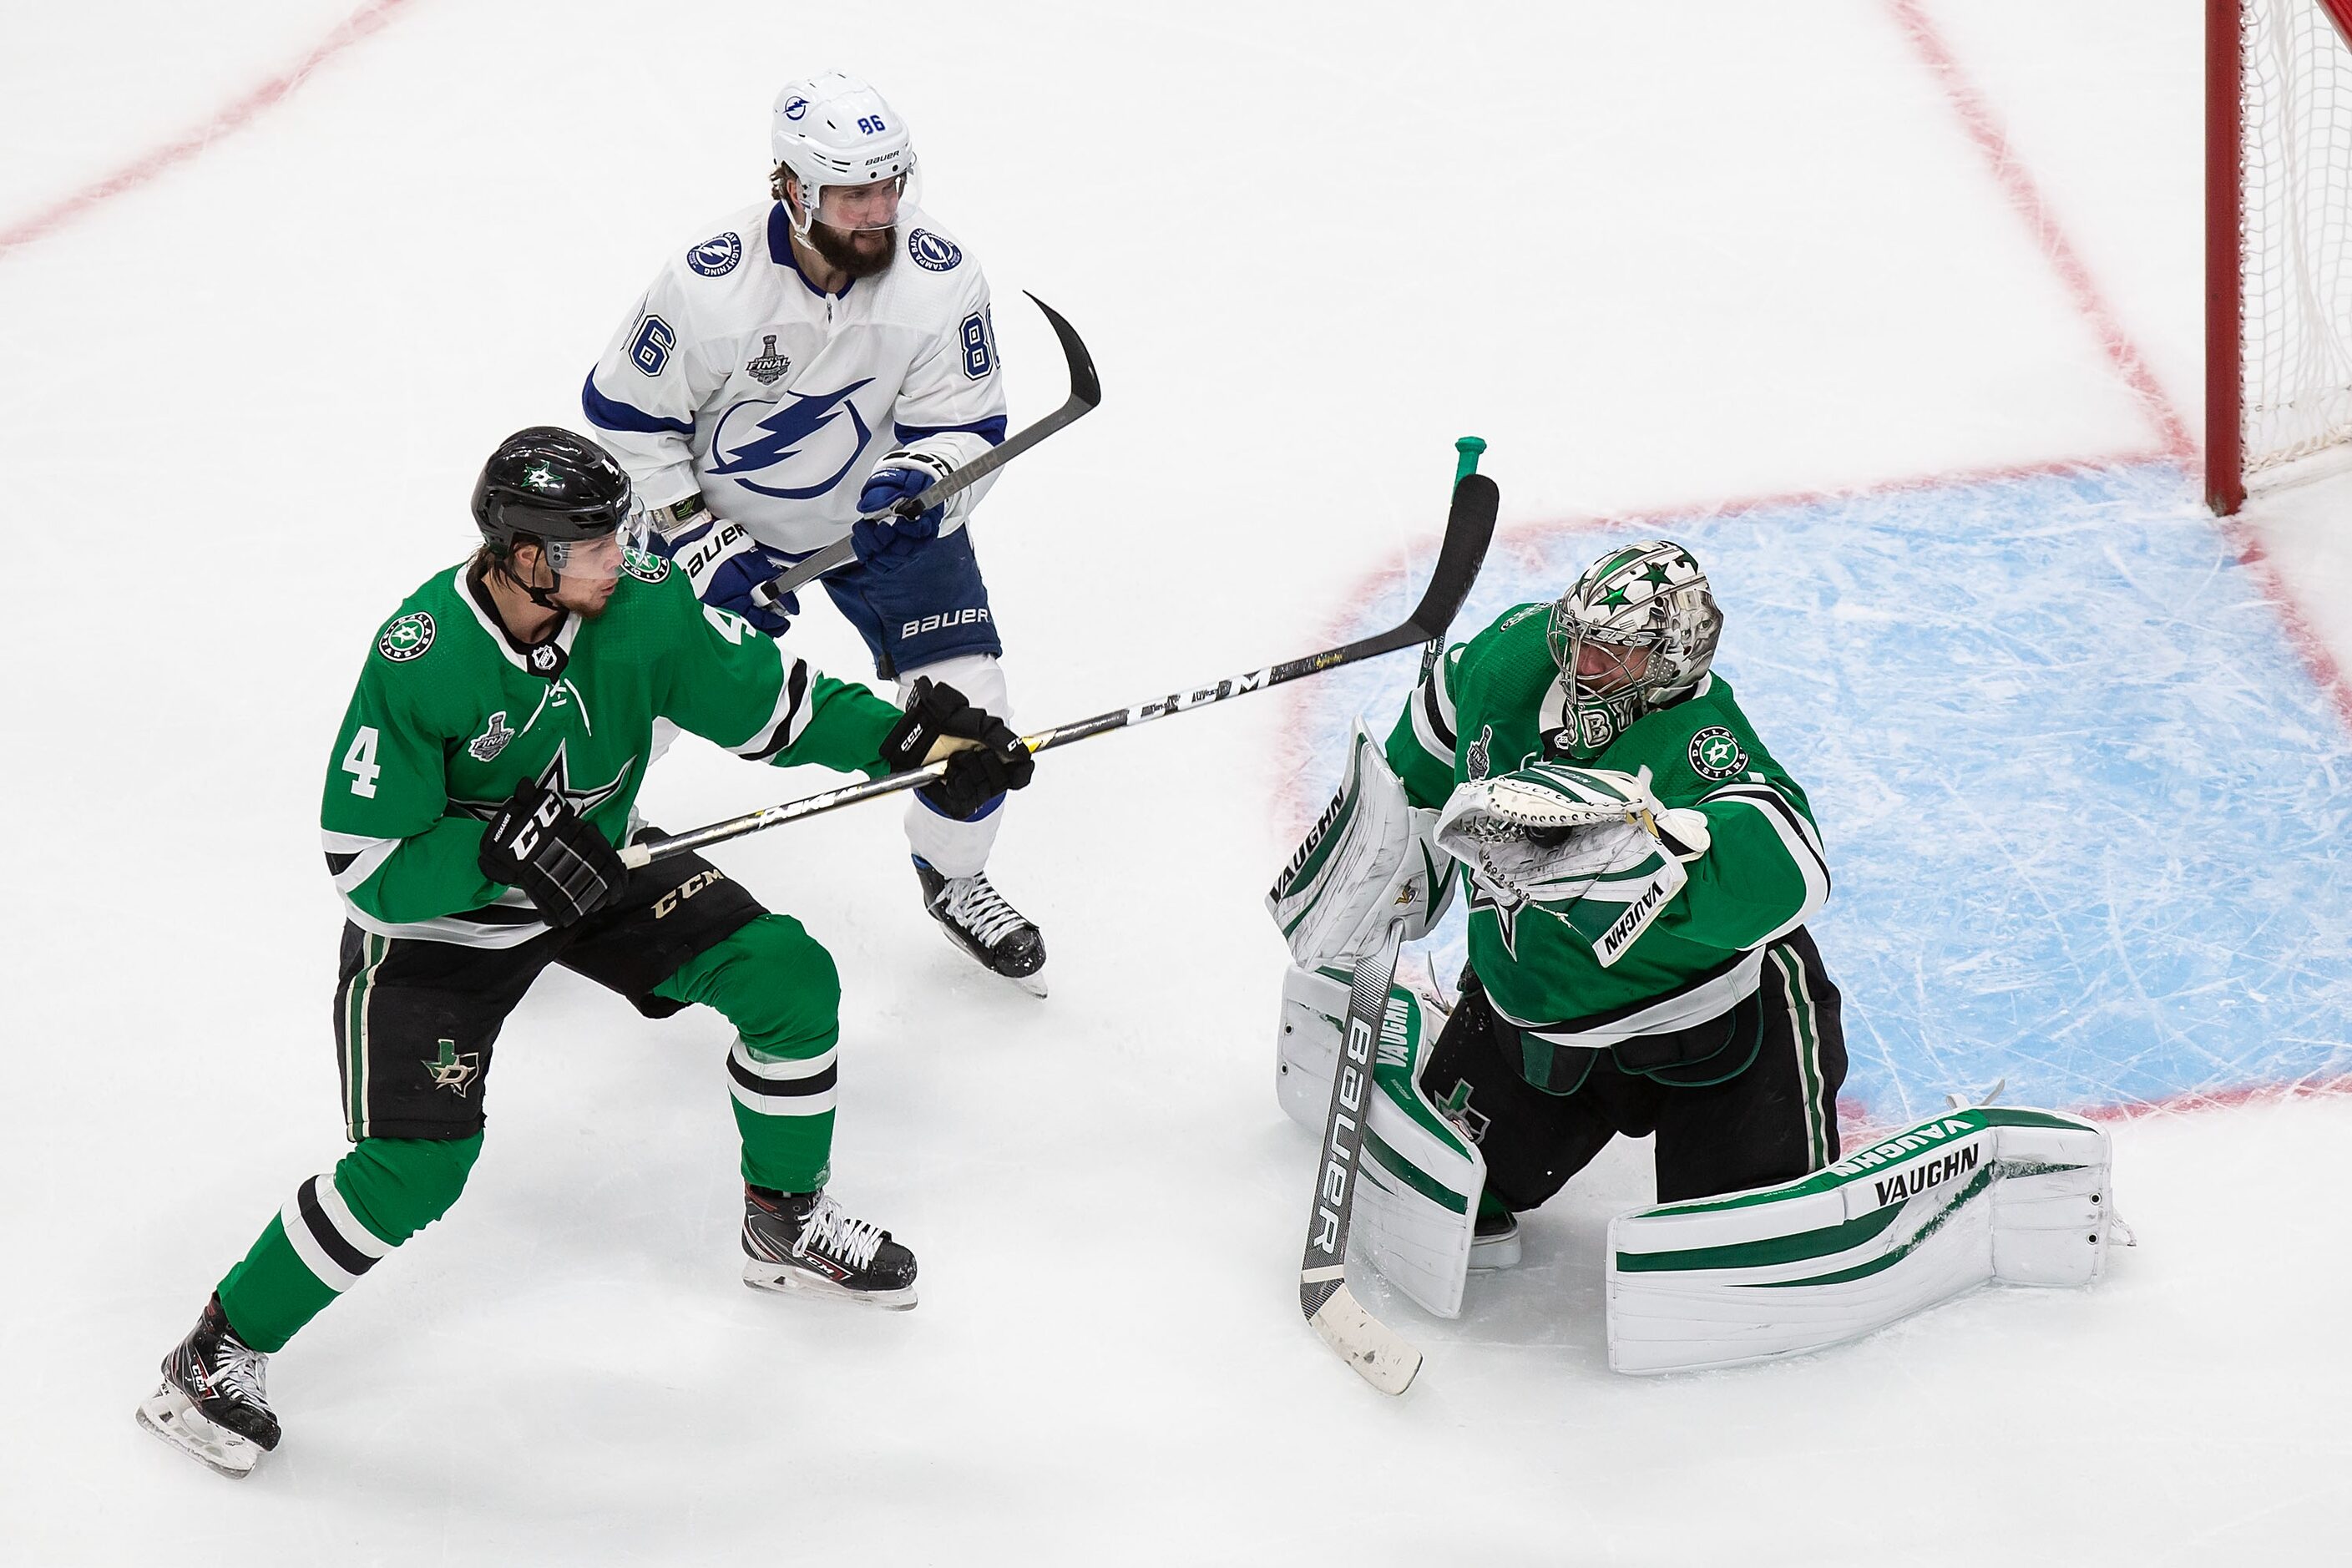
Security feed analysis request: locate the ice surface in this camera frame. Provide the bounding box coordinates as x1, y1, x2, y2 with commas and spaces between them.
3, 2, 2349, 1563
1286, 462, 2352, 1123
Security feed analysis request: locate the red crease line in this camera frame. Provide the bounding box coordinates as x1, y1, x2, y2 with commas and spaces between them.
1884, 0, 2197, 467
0, 0, 417, 257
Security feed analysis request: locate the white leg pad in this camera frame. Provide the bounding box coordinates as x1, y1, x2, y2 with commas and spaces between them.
898, 653, 1010, 878
1606, 1108, 2114, 1374
1276, 963, 1486, 1319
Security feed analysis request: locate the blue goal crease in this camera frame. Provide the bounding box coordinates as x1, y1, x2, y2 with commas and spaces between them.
1290, 461, 2352, 1121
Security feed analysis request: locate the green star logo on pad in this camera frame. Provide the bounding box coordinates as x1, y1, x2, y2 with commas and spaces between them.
424, 1039, 480, 1097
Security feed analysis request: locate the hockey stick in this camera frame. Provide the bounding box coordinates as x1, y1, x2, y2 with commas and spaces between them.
1297, 918, 1419, 1393
749, 291, 1101, 609
1296, 436, 1485, 1397
620, 471, 1499, 870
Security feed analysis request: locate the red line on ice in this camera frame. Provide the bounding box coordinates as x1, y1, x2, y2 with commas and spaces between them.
0, 0, 417, 258
1891, 0, 2352, 732
1884, 0, 2195, 464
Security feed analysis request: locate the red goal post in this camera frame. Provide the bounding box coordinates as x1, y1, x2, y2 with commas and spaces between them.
2209, 0, 2352, 513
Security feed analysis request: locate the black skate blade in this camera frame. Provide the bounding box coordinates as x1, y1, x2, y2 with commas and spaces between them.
741, 1257, 918, 1311
136, 1385, 260, 1479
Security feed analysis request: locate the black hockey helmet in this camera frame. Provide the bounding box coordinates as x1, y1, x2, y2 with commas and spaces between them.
472, 426, 636, 555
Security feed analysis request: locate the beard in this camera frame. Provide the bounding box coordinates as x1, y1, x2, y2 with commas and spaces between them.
808, 220, 897, 280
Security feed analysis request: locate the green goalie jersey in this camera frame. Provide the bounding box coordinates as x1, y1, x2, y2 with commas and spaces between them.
321, 554, 903, 948
1386, 601, 1830, 1055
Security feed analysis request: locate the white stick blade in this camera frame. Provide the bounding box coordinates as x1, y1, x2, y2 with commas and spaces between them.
1308, 1284, 1422, 1395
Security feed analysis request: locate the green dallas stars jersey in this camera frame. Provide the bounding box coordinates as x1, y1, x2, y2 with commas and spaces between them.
321, 554, 903, 948
1385, 600, 1829, 1055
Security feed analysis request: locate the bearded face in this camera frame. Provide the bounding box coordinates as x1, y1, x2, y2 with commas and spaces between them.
806, 219, 897, 280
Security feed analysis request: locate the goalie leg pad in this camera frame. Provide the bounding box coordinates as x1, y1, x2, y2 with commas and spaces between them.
1606, 1107, 2115, 1374
1274, 964, 1487, 1318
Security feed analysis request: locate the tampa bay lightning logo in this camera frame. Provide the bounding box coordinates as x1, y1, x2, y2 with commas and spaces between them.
688, 231, 741, 277
907, 228, 962, 272
708, 379, 875, 499
781, 95, 809, 120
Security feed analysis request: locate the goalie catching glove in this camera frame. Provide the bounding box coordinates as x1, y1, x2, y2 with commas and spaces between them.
1267, 721, 1454, 969
1433, 761, 1709, 968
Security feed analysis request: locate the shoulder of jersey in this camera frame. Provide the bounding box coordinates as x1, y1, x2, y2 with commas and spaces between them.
878, 206, 985, 311
1458, 600, 1554, 675
667, 203, 776, 289
368, 566, 471, 670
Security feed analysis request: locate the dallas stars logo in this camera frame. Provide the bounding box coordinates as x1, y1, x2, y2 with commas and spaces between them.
523, 463, 558, 491
424, 1039, 480, 1096
1687, 726, 1748, 781
447, 742, 637, 825
1465, 867, 1530, 959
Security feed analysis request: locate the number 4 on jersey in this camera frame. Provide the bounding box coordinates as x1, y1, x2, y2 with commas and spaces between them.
342, 727, 382, 798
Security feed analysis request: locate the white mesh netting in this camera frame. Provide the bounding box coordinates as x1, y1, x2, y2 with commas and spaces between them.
2241, 0, 2352, 474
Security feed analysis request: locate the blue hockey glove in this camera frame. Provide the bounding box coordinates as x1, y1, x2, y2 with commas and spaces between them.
852, 451, 956, 574
656, 508, 799, 635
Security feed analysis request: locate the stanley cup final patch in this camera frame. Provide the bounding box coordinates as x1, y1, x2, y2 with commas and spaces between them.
1687, 726, 1748, 781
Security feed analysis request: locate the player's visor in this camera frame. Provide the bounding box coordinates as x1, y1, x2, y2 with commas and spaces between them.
544, 513, 652, 584
812, 167, 917, 233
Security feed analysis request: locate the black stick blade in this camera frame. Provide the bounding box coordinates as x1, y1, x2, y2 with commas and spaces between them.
1407, 473, 1499, 643
1023, 291, 1102, 410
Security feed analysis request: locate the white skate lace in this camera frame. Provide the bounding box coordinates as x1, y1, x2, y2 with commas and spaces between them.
210, 1336, 269, 1409
794, 1193, 886, 1272
940, 873, 1029, 950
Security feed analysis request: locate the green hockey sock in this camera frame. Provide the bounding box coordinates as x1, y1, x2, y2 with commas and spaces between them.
215, 1135, 481, 1353
656, 914, 842, 1193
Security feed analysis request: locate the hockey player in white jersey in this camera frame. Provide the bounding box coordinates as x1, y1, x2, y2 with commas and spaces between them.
583, 71, 1044, 989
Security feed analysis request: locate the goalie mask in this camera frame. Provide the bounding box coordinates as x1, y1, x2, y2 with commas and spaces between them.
1545, 540, 1722, 759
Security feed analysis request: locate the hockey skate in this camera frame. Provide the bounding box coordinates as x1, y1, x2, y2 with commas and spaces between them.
914, 858, 1047, 996
134, 1294, 281, 1479
1470, 1207, 1523, 1271
741, 1186, 918, 1309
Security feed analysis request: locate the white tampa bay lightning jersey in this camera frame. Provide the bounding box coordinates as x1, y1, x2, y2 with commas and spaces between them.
584, 201, 1008, 555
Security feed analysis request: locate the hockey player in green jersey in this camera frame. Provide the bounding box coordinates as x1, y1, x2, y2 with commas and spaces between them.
135, 427, 1034, 1479
1271, 539, 1843, 1276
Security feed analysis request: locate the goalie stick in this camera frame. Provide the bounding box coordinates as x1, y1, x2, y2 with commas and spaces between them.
750, 291, 1101, 608
620, 471, 1498, 871
1297, 918, 1419, 1393
1296, 436, 1485, 1397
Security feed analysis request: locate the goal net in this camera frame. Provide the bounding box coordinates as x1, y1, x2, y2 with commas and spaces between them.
2211, 0, 2352, 512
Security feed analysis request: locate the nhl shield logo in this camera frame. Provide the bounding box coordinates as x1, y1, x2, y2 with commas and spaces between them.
468, 711, 514, 761
746, 334, 792, 386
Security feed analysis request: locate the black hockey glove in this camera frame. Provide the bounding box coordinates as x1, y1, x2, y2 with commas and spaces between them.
879, 677, 1036, 821
476, 776, 628, 927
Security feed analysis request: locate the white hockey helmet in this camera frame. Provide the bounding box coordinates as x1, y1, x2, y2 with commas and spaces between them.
771, 72, 918, 235
1546, 540, 1722, 758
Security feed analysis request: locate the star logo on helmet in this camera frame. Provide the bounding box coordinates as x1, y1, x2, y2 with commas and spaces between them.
1641, 563, 1672, 585
524, 463, 557, 491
